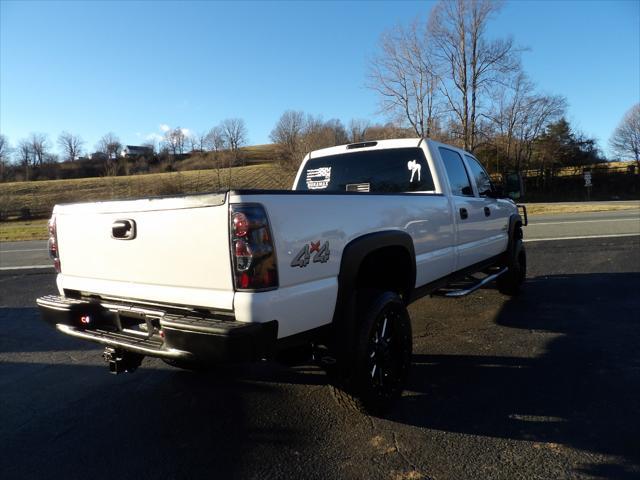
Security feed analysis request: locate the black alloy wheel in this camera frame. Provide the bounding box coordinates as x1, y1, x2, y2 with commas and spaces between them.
331, 291, 412, 415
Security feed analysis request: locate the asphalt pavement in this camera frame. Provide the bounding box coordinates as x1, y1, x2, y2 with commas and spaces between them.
1, 234, 639, 478
0, 240, 49, 269
526, 209, 640, 241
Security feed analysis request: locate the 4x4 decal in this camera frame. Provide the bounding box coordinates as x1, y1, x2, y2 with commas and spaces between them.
291, 241, 330, 267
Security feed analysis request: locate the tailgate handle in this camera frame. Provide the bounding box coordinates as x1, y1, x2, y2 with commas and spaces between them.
112, 219, 136, 240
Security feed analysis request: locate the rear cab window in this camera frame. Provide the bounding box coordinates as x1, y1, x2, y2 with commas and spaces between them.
439, 147, 473, 197
295, 147, 435, 193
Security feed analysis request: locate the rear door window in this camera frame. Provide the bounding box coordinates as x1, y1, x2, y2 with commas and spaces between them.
439, 147, 473, 197
295, 147, 435, 193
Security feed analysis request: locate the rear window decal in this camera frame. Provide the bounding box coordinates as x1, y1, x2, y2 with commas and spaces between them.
407, 160, 422, 182
306, 166, 332, 190
346, 183, 370, 192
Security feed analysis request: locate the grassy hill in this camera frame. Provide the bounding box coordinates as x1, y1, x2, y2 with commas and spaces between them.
0, 162, 296, 221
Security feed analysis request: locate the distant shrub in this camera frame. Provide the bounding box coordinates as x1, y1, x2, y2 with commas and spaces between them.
20, 207, 32, 220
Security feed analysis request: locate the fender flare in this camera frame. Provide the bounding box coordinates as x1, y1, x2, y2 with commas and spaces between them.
506, 213, 524, 255
330, 230, 416, 363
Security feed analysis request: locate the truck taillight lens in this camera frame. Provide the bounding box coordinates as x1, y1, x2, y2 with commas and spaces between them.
230, 204, 278, 290
48, 215, 61, 273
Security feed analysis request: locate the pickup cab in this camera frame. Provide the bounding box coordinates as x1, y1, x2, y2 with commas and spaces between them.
37, 138, 527, 413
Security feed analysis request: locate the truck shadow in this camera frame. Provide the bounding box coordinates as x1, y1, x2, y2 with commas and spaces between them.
0, 309, 328, 480
0, 353, 326, 480
391, 272, 640, 472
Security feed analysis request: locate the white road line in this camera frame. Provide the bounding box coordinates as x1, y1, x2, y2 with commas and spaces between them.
525, 233, 640, 243
0, 248, 48, 253
529, 218, 639, 226
0, 265, 53, 271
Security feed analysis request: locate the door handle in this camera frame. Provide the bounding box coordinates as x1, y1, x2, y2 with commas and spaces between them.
484, 206, 491, 217
459, 208, 468, 220
112, 219, 136, 240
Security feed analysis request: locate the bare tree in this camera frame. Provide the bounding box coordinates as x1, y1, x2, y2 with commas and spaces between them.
96, 133, 122, 176
97, 132, 122, 160
488, 72, 566, 173
188, 134, 198, 153
515, 93, 566, 172
299, 115, 330, 155
429, 0, 520, 151
369, 19, 440, 137
163, 130, 178, 158
270, 110, 306, 168
221, 118, 248, 164
29, 133, 49, 166
57, 131, 84, 162
201, 125, 229, 186
0, 134, 10, 179
0, 134, 8, 162
489, 72, 534, 163
163, 127, 187, 157
205, 125, 226, 152
610, 104, 640, 168
348, 119, 371, 143
16, 139, 33, 180
189, 131, 208, 153
324, 118, 349, 145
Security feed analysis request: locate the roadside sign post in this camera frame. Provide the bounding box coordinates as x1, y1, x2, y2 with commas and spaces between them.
584, 170, 592, 201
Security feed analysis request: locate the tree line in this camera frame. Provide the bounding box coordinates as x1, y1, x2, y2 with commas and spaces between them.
1, 0, 639, 182
364, 0, 621, 175
0, 117, 249, 181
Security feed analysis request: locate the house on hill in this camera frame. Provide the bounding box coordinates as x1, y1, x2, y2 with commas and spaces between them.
121, 145, 154, 158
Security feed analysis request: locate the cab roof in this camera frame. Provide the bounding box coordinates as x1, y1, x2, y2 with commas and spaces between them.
307, 138, 425, 160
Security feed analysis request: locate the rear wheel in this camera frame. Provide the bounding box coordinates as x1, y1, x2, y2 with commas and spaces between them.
332, 291, 412, 415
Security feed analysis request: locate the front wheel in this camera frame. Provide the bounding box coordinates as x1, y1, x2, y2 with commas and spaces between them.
498, 239, 526, 296
332, 291, 412, 415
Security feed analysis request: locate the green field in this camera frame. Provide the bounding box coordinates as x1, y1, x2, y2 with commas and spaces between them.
0, 219, 49, 242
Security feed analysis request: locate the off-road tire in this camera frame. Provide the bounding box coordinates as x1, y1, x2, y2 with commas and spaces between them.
497, 238, 526, 295
331, 291, 412, 415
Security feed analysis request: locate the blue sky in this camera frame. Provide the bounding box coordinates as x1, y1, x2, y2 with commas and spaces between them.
1, 0, 638, 157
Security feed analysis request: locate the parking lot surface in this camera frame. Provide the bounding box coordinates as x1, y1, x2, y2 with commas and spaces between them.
1, 236, 639, 479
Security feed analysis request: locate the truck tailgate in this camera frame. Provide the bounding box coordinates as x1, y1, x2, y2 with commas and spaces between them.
54, 193, 234, 310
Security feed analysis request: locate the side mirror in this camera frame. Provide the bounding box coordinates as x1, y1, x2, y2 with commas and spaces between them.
504, 173, 524, 200
487, 185, 504, 198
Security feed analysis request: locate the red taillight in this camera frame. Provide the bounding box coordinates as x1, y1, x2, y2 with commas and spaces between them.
240, 272, 251, 289
232, 212, 250, 237
230, 204, 278, 290
48, 215, 61, 273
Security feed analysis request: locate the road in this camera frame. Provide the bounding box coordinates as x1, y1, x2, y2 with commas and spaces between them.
526, 209, 639, 241
1, 208, 639, 270
0, 240, 49, 269
1, 220, 640, 478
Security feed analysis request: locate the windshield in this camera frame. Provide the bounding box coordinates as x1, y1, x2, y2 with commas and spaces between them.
295, 147, 435, 193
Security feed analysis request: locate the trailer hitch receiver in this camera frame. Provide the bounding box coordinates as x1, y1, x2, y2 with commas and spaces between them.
102, 347, 144, 374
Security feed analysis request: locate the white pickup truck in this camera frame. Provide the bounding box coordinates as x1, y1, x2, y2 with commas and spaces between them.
37, 138, 527, 413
